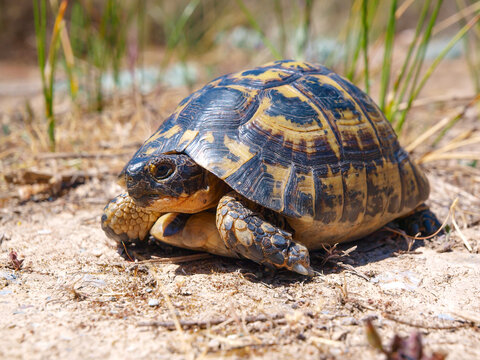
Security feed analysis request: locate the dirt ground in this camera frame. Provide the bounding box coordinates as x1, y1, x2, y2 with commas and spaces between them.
1, 58, 480, 359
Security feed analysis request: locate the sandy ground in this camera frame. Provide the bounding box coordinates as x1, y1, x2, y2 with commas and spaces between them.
1, 58, 480, 359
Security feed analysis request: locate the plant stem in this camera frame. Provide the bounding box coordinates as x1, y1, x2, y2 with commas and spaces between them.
396, 12, 479, 132
379, 0, 397, 111
273, 0, 287, 57
361, 0, 370, 94
386, 0, 431, 120
299, 0, 314, 60
235, 0, 282, 60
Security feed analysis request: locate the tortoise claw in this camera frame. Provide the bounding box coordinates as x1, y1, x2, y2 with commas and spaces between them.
292, 263, 314, 276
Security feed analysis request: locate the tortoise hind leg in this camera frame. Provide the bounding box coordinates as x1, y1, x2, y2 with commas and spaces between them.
216, 193, 314, 276
395, 203, 442, 236
150, 212, 236, 257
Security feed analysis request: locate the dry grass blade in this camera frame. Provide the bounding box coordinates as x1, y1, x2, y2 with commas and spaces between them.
405, 94, 480, 153
58, 4, 77, 98
449, 309, 480, 325
138, 311, 315, 330
309, 336, 344, 347
420, 151, 480, 163
433, 0, 480, 35
395, 0, 415, 18
451, 207, 473, 252
150, 267, 193, 355
397, 93, 477, 111
405, 114, 450, 153
137, 253, 212, 264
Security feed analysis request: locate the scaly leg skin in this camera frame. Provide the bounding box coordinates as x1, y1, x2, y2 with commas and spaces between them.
150, 212, 236, 258
395, 203, 442, 236
216, 193, 314, 276
101, 192, 161, 243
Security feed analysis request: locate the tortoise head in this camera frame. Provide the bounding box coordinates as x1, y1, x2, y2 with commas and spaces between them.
120, 153, 227, 213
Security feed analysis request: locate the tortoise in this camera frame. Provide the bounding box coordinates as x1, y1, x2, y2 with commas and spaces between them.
101, 60, 440, 276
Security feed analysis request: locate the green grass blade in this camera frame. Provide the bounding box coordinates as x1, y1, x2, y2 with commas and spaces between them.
273, 0, 286, 57
361, 0, 370, 94
33, 0, 48, 103
343, 0, 357, 76
394, 0, 443, 130
456, 0, 480, 93
412, 14, 480, 109
399, 0, 442, 106
406, 0, 443, 98
161, 0, 201, 68
346, 0, 363, 81
386, 0, 431, 119
379, 0, 397, 111
167, 0, 201, 50
397, 13, 480, 133
137, 0, 146, 86
235, 0, 281, 60
299, 0, 314, 60
45, 0, 67, 151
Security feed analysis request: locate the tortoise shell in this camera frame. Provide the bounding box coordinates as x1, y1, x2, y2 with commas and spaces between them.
125, 60, 429, 227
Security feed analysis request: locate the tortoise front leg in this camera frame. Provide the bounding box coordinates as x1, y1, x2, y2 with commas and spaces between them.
216, 193, 314, 276
101, 192, 161, 243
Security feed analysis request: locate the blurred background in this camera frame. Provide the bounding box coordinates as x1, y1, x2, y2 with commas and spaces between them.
0, 0, 479, 192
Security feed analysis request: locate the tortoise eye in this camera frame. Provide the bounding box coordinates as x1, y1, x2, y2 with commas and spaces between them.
150, 163, 174, 181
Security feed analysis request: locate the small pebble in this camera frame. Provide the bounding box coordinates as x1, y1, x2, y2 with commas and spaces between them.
341, 317, 359, 326
148, 299, 160, 307
208, 339, 220, 349
91, 248, 103, 257
437, 313, 456, 321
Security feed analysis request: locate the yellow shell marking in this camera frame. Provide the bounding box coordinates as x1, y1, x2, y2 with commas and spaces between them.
178, 129, 199, 147
161, 124, 183, 139
144, 124, 182, 146
343, 165, 367, 225
143, 131, 162, 145
216, 134, 256, 179
236, 69, 293, 82
321, 167, 345, 224
277, 61, 316, 71
203, 132, 215, 144
263, 163, 291, 211
144, 147, 156, 155
296, 170, 315, 200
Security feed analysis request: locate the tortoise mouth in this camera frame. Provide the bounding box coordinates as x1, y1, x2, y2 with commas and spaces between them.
130, 192, 196, 213
129, 193, 157, 208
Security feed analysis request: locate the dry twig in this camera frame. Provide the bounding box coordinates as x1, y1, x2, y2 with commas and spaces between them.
138, 312, 315, 330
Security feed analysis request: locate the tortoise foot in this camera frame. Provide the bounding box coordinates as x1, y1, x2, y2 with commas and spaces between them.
216, 193, 314, 276
396, 204, 442, 237
101, 192, 161, 243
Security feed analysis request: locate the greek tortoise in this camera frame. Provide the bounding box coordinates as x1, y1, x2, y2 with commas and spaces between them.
101, 60, 440, 276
